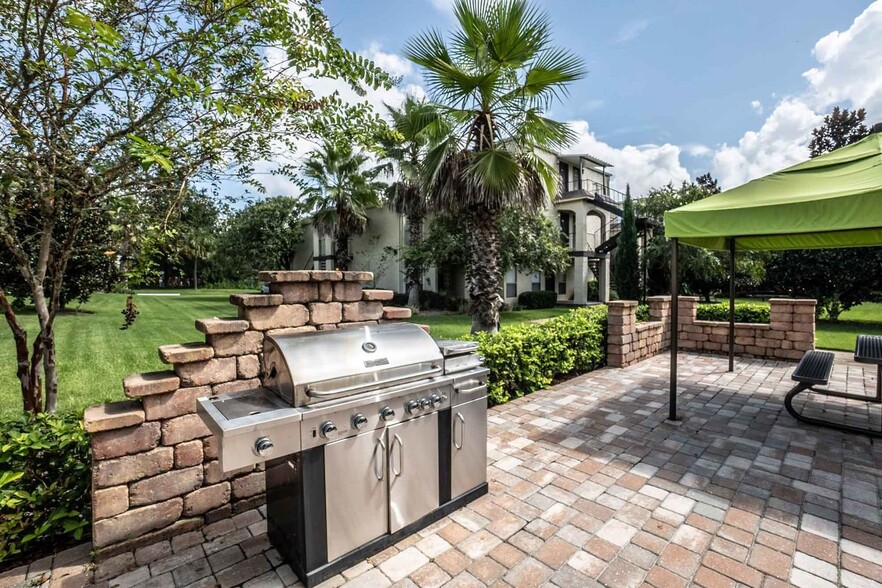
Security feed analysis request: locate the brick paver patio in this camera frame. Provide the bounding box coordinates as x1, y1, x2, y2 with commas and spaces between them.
4, 351, 882, 588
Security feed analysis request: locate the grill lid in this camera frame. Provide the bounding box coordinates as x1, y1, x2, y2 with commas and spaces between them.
264, 322, 443, 406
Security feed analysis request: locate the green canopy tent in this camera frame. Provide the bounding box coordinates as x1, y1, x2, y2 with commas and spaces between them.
663, 129, 882, 421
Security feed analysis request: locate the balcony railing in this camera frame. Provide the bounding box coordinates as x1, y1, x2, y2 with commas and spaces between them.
557, 179, 634, 207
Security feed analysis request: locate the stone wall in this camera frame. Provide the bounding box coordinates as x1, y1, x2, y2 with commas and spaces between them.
607, 296, 816, 367
83, 270, 410, 565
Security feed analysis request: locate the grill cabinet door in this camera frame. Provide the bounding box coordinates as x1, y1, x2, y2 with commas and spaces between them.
324, 427, 388, 561
387, 413, 439, 533
451, 397, 488, 499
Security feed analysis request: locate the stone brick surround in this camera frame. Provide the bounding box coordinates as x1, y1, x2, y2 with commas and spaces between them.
608, 296, 816, 368
82, 270, 408, 562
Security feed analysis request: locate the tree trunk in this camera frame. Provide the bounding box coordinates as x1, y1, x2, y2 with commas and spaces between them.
193, 256, 199, 290
335, 232, 351, 271
42, 331, 57, 413
31, 284, 57, 412
468, 210, 503, 334
406, 212, 423, 310
0, 290, 38, 412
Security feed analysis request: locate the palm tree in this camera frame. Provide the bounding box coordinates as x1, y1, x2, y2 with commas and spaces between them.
380, 97, 451, 308
301, 140, 384, 271
404, 0, 585, 333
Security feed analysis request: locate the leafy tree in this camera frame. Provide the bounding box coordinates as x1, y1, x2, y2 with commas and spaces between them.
407, 210, 570, 283
404, 0, 585, 333
640, 178, 729, 301
768, 106, 878, 320
765, 249, 882, 320
809, 107, 869, 157
614, 185, 640, 300
380, 98, 451, 309
177, 196, 220, 289
0, 0, 392, 413
215, 197, 306, 282
301, 140, 385, 271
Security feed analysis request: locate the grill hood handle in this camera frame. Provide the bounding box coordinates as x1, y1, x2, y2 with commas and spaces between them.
306, 365, 444, 401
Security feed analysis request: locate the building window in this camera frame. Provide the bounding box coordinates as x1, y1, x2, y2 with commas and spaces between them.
531, 273, 541, 292
505, 268, 517, 298
558, 273, 566, 296
559, 162, 569, 192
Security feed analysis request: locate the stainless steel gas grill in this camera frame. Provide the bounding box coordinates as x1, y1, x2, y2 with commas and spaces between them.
197, 323, 488, 587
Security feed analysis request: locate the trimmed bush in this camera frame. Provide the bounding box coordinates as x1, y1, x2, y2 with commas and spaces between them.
517, 290, 556, 309
390, 290, 463, 311
696, 302, 770, 324
0, 413, 91, 564
636, 304, 650, 322
475, 306, 607, 405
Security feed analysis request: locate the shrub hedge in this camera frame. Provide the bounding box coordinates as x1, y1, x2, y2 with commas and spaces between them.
696, 302, 770, 324
390, 290, 463, 312
0, 413, 91, 564
636, 304, 649, 322
517, 290, 556, 309
475, 306, 607, 405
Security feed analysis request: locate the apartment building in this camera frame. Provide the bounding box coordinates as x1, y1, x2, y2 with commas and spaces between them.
292, 150, 632, 306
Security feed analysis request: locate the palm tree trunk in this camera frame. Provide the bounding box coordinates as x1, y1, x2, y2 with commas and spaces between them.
335, 232, 351, 271
406, 213, 423, 309
468, 210, 503, 334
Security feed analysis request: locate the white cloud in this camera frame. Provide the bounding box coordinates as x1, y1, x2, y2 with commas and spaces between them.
708, 1, 882, 188
364, 42, 417, 81
711, 99, 821, 188
566, 120, 691, 197
684, 144, 712, 158
615, 19, 650, 43
750, 100, 763, 114
804, 1, 882, 115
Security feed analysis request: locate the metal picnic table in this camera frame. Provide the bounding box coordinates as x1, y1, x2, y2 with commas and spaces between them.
784, 335, 882, 437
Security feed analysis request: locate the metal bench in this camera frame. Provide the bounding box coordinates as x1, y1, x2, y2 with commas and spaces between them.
784, 346, 882, 436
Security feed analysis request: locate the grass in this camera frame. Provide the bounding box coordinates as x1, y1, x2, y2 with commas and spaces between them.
404, 307, 572, 340
3, 289, 877, 416
0, 291, 569, 417
0, 289, 241, 418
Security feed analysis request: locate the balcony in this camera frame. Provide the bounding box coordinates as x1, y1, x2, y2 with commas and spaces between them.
557, 178, 633, 210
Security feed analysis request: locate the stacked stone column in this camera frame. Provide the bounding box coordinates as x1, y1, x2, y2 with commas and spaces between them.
83, 271, 409, 563
607, 301, 637, 368
608, 299, 670, 368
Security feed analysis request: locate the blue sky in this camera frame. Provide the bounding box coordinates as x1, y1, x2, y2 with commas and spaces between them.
302, 0, 882, 196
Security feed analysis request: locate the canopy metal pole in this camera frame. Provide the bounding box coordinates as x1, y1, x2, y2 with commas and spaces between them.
728, 238, 736, 372
669, 238, 679, 421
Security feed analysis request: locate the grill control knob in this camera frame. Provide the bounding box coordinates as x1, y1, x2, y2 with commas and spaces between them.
352, 413, 368, 430
380, 407, 395, 421
320, 421, 338, 439
430, 393, 444, 408
419, 397, 430, 410
406, 400, 421, 414
254, 437, 274, 457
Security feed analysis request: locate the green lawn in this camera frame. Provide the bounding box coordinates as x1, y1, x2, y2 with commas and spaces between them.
405, 307, 572, 340
0, 290, 241, 418
0, 292, 569, 417
3, 292, 877, 417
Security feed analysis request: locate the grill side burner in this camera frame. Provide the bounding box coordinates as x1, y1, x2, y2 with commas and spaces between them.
198, 323, 488, 588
